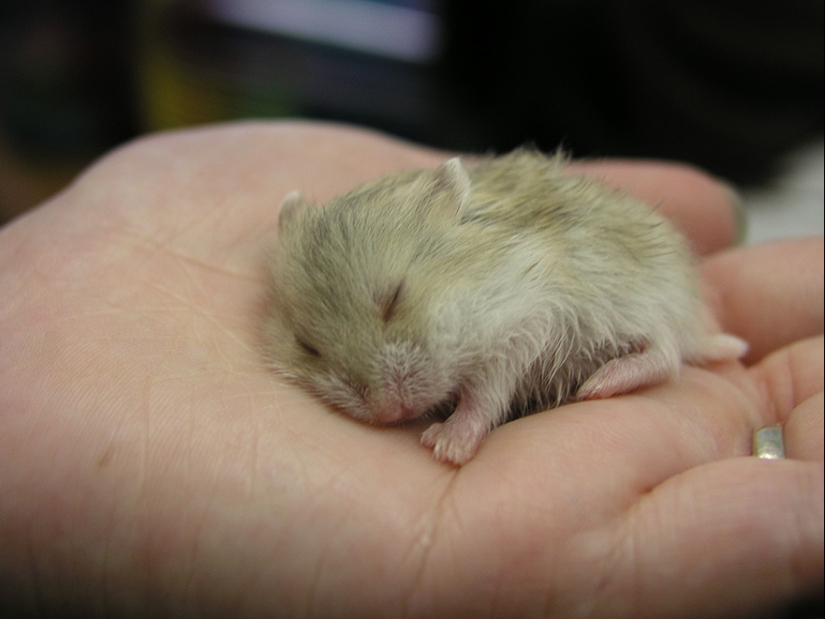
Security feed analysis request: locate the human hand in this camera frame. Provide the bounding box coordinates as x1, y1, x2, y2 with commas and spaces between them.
1, 122, 821, 618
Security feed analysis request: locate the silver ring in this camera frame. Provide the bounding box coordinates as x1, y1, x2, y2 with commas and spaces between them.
753, 425, 785, 459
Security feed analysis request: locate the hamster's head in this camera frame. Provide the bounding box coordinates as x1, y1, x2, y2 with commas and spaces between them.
265, 159, 472, 424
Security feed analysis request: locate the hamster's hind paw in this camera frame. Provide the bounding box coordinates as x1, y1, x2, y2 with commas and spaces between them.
576, 346, 677, 400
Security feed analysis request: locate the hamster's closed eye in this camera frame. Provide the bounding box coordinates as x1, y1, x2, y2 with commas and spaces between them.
296, 339, 321, 358
381, 282, 404, 323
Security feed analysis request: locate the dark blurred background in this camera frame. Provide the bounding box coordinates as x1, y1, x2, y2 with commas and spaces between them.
0, 0, 822, 224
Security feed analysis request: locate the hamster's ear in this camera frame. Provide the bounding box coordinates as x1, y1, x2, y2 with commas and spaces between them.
278, 190, 307, 230
427, 157, 470, 218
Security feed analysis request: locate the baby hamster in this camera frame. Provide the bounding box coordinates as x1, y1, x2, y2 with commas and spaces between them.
264, 150, 747, 465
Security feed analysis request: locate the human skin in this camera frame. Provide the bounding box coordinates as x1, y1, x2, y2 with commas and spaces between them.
0, 121, 821, 618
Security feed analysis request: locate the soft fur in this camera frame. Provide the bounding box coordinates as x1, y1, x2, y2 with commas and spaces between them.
265, 150, 746, 465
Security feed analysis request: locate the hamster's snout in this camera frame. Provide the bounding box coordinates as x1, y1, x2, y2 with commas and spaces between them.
367, 367, 430, 424
358, 342, 452, 424
367, 400, 420, 424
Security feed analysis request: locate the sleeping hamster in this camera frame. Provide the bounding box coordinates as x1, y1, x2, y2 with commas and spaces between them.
264, 150, 746, 465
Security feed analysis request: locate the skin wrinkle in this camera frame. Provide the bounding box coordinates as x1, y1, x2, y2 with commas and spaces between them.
787, 462, 825, 604
789, 390, 825, 462
241, 386, 262, 505
192, 392, 289, 618
185, 392, 201, 612
717, 362, 768, 434
753, 348, 798, 426
147, 400, 199, 615
572, 521, 635, 619
791, 463, 825, 584
455, 480, 524, 618
136, 265, 259, 363
781, 346, 806, 422
406, 470, 463, 618
238, 443, 349, 615
563, 440, 670, 618
641, 461, 817, 619
142, 236, 261, 284
618, 475, 685, 619
645, 476, 700, 618
746, 463, 820, 607
107, 274, 253, 375
98, 433, 123, 617
773, 349, 800, 423
221, 399, 267, 614
138, 371, 152, 606
789, 337, 825, 410
302, 468, 372, 619
783, 473, 813, 596
620, 518, 645, 619
90, 368, 183, 606
400, 472, 454, 619
129, 267, 209, 317
105, 440, 140, 614
679, 369, 756, 458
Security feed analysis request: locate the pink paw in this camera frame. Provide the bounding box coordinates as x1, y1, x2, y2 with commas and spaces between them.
421, 420, 487, 466
577, 347, 676, 400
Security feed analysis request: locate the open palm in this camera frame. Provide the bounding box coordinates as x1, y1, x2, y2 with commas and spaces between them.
1, 122, 821, 618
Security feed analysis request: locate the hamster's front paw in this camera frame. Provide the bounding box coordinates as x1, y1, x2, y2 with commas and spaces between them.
421, 418, 487, 466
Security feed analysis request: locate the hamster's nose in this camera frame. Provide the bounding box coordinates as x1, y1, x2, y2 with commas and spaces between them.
369, 400, 420, 424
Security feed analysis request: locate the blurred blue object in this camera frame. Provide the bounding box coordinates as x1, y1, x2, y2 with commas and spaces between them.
200, 0, 442, 62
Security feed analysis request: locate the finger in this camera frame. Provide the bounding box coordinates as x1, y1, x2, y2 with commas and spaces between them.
619, 457, 824, 618
785, 391, 824, 462
568, 159, 740, 255
701, 238, 824, 363
748, 336, 824, 430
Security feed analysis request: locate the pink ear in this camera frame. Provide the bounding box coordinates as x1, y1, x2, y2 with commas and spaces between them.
430, 157, 471, 218
278, 190, 306, 230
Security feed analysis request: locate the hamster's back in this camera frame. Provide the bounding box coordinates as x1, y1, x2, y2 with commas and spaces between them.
458, 150, 706, 383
